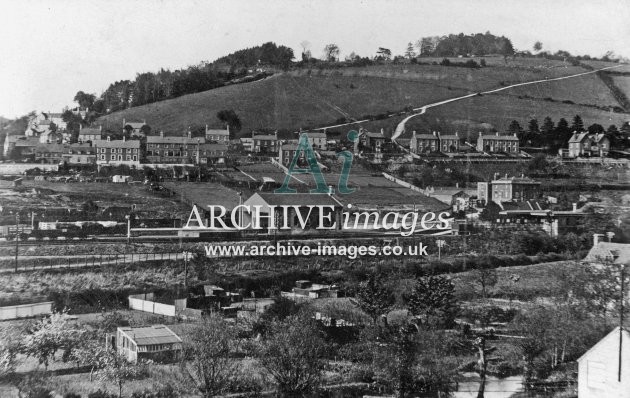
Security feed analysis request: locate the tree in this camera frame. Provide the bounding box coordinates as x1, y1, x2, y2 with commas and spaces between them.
479, 201, 501, 221
554, 117, 572, 149
216, 110, 241, 138
541, 117, 554, 136
587, 123, 605, 135
74, 91, 96, 109
376, 47, 392, 61
472, 259, 499, 299
323, 44, 340, 62
94, 350, 145, 398
22, 311, 85, 370
185, 314, 238, 397
353, 272, 395, 323
571, 115, 584, 132
259, 315, 326, 397
406, 275, 458, 328
507, 120, 522, 135
533, 41, 543, 53
525, 119, 540, 147
404, 42, 416, 59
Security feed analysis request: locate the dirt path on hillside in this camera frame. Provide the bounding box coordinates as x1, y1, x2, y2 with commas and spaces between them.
390, 64, 624, 141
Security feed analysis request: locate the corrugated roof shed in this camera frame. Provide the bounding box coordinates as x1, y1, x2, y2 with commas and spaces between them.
119, 325, 181, 346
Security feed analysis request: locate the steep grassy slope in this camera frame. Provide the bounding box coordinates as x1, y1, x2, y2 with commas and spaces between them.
95, 57, 629, 137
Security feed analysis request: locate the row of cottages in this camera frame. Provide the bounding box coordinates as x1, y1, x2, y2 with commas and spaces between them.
476, 132, 519, 153
568, 132, 610, 158
410, 131, 460, 154
95, 137, 141, 167
146, 131, 227, 164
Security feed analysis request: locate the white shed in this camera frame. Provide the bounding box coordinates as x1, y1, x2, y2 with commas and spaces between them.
577, 327, 630, 398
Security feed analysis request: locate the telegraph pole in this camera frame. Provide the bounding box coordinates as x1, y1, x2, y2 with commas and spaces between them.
14, 213, 19, 272
619, 263, 626, 382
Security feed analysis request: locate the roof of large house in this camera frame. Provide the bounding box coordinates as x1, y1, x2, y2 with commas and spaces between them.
365, 131, 386, 138
35, 144, 66, 153
79, 127, 102, 136
568, 132, 590, 143
413, 133, 439, 140
146, 135, 206, 144
584, 241, 630, 264
6, 135, 27, 143
124, 121, 146, 129
205, 128, 229, 135
479, 133, 518, 141
14, 137, 40, 147
253, 134, 278, 141
199, 143, 228, 151
95, 139, 140, 148
119, 325, 182, 346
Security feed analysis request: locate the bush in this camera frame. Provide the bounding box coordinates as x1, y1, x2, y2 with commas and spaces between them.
64, 394, 82, 398
88, 391, 117, 398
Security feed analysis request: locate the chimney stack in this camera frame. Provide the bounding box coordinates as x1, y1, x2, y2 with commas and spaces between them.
572, 203, 577, 212
593, 234, 602, 246
160, 131, 164, 138
496, 131, 499, 136
606, 231, 615, 242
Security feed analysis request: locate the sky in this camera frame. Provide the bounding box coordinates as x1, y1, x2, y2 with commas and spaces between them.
1, 0, 629, 118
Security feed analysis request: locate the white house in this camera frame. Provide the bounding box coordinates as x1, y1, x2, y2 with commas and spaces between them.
577, 327, 630, 398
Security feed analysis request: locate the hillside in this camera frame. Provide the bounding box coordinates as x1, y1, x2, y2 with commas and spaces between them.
95, 57, 630, 138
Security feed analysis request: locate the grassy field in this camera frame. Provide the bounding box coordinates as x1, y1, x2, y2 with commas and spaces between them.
612, 75, 630, 99
95, 58, 628, 136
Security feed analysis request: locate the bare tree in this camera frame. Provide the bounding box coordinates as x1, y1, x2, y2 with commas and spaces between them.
184, 313, 239, 397
94, 350, 146, 398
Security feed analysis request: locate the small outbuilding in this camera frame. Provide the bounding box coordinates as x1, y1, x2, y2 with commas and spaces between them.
116, 325, 182, 363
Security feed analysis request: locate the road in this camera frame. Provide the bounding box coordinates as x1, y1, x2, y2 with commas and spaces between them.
391, 64, 624, 142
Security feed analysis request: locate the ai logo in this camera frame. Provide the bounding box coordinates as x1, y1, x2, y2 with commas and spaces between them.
275, 130, 359, 194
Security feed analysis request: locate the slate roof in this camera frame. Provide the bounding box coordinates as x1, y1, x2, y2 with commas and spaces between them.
205, 129, 229, 135
479, 133, 518, 141
569, 132, 590, 143
584, 242, 630, 265
147, 135, 206, 144
119, 325, 182, 346
95, 139, 140, 149
78, 127, 102, 136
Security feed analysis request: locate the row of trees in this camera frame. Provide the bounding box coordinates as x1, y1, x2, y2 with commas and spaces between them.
73, 43, 291, 118
509, 114, 630, 150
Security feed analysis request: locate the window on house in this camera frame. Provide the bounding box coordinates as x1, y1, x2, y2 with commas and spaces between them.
111, 155, 115, 160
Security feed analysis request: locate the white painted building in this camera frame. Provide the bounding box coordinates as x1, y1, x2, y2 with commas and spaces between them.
578, 327, 630, 398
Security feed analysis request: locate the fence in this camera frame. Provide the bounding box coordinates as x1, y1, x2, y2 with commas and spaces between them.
0, 251, 185, 272
128, 293, 187, 317
0, 301, 53, 320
